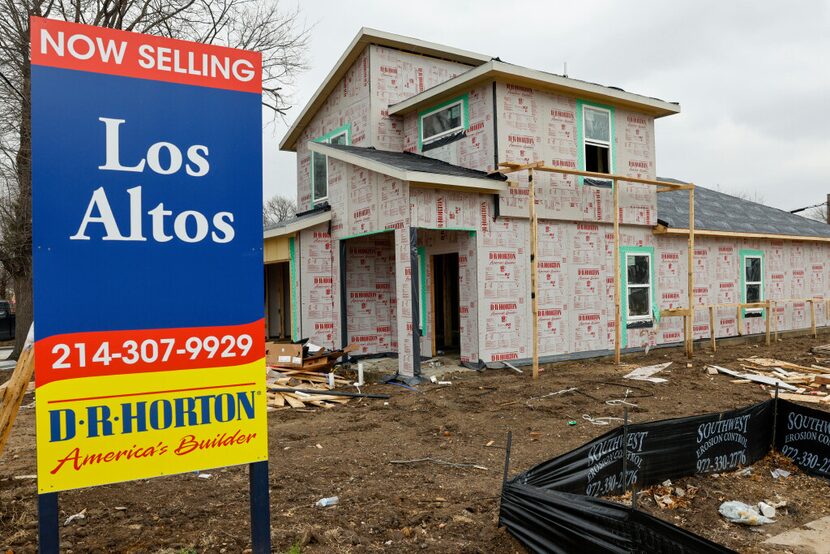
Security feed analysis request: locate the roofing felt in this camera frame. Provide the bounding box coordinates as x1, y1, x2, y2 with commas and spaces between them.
322, 144, 507, 181
657, 182, 830, 238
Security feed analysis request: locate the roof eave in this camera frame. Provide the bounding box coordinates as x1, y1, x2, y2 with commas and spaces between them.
279, 28, 490, 152
308, 142, 507, 193
263, 210, 332, 239
389, 61, 681, 118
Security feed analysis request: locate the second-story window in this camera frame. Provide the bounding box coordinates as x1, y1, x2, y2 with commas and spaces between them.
419, 95, 468, 150
311, 125, 349, 204
583, 105, 611, 176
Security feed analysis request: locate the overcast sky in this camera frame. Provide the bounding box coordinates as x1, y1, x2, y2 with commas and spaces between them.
262, 0, 829, 213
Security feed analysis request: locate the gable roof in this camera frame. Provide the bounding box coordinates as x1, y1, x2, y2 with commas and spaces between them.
309, 143, 507, 193
279, 28, 491, 152
657, 182, 830, 240
388, 60, 681, 119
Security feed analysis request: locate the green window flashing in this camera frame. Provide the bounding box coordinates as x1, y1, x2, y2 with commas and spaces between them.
289, 237, 299, 341
417, 93, 470, 151
418, 247, 427, 333
739, 249, 765, 318
576, 100, 615, 186
619, 245, 657, 349
310, 123, 351, 205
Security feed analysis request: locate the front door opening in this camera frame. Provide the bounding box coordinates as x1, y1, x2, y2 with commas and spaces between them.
432, 253, 460, 353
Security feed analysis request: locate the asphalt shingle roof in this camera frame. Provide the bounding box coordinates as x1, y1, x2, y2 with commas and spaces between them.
657, 182, 830, 238
323, 144, 507, 181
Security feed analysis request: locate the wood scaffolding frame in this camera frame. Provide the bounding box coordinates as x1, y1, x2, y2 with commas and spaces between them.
497, 161, 695, 378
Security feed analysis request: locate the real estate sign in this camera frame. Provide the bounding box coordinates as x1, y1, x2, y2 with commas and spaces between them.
31, 17, 267, 493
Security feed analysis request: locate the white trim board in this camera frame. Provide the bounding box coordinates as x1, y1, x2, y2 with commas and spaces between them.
388, 60, 681, 119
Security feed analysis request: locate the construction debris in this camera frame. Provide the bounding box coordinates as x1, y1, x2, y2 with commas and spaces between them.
623, 362, 671, 383
719, 501, 775, 526
708, 356, 830, 402
265, 368, 354, 410
266, 341, 357, 373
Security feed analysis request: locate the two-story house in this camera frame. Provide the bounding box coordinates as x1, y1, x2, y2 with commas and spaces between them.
264, 28, 830, 382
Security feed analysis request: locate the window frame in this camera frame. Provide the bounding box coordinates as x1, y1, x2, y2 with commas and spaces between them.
741, 251, 764, 315
577, 100, 615, 186
418, 94, 469, 150
310, 124, 351, 205
625, 252, 653, 322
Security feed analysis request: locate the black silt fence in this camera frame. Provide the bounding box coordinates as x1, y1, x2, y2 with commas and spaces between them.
499, 398, 830, 553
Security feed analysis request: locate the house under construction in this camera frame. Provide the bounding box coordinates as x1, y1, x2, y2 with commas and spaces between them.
263, 28, 830, 382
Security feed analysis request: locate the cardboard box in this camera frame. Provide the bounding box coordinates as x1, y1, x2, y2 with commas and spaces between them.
266, 342, 303, 368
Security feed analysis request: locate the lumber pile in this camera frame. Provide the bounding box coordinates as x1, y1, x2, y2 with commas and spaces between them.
0, 347, 35, 455
265, 368, 352, 410
708, 356, 830, 404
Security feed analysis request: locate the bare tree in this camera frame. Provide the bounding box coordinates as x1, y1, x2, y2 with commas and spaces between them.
0, 0, 309, 359
0, 262, 10, 301
803, 204, 828, 224
263, 194, 296, 227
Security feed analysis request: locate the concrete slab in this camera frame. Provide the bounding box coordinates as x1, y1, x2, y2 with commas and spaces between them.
764, 515, 830, 554
0, 346, 11, 361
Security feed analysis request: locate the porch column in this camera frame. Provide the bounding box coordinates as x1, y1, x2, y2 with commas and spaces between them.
394, 227, 421, 379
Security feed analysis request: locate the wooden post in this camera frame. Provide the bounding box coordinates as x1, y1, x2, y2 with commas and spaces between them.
773, 300, 779, 342
810, 299, 817, 338
613, 177, 621, 365
686, 186, 695, 358
765, 300, 771, 346
709, 305, 716, 352
528, 167, 539, 379
736, 305, 743, 336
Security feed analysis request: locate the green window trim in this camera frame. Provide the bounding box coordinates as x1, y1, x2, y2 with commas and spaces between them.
417, 93, 470, 152
739, 249, 765, 318
289, 237, 299, 341
619, 245, 657, 349
418, 247, 427, 333
310, 123, 351, 205
576, 99, 615, 187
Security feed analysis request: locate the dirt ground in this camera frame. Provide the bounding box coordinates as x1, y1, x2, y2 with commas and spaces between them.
2, 334, 829, 553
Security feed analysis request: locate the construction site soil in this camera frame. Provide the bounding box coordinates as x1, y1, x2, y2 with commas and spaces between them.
2, 334, 829, 553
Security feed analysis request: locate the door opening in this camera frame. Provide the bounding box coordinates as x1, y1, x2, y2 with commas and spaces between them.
265, 262, 291, 340
432, 253, 460, 352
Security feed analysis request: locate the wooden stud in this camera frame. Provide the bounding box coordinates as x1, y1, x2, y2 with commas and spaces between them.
737, 305, 743, 336
774, 300, 779, 341
687, 186, 695, 358
613, 177, 621, 365
709, 305, 717, 352
0, 348, 35, 455
810, 299, 817, 338
765, 300, 772, 346
528, 167, 539, 379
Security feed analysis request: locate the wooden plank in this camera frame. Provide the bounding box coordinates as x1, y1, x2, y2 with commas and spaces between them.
0, 348, 35, 456
687, 186, 694, 358
773, 392, 827, 404
709, 305, 717, 352
528, 167, 539, 379
282, 394, 306, 409
765, 300, 772, 346
810, 299, 817, 338
653, 227, 830, 244
613, 177, 621, 365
